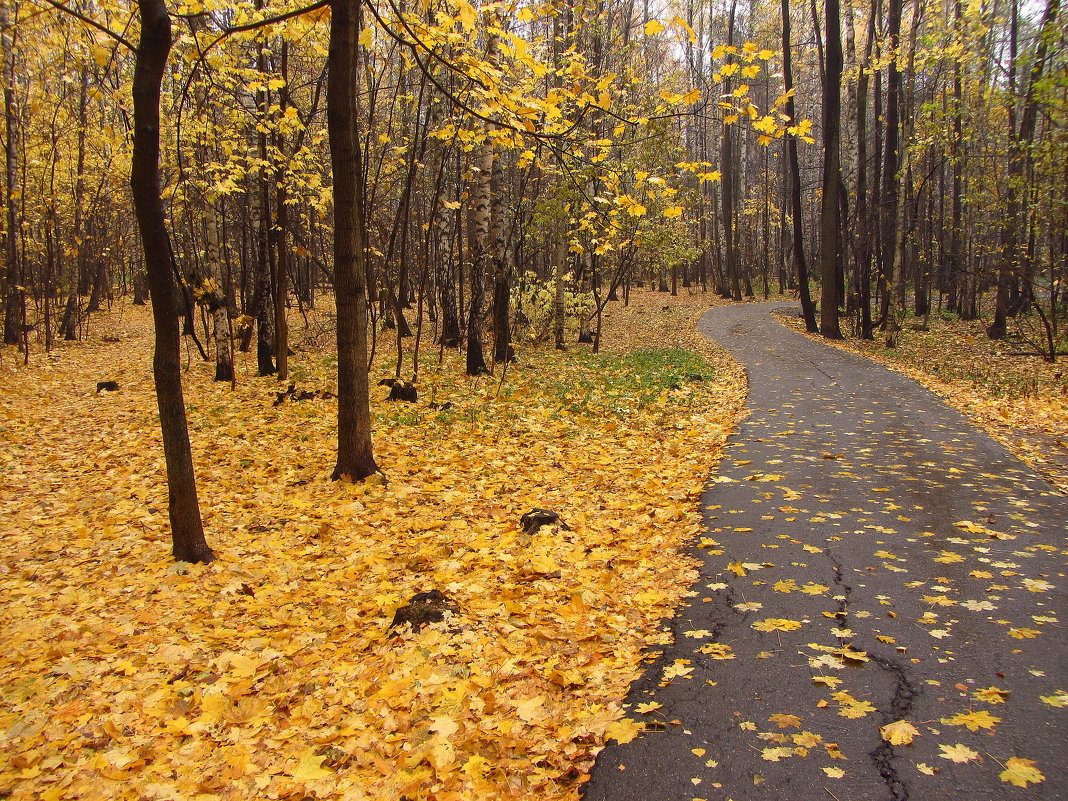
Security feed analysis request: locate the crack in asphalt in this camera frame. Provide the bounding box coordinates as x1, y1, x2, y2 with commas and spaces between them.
824, 550, 853, 631
867, 653, 922, 801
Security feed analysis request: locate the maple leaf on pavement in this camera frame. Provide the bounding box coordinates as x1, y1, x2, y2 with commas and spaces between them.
768, 713, 802, 729
973, 686, 1010, 704
940, 710, 1000, 732
999, 757, 1044, 787
880, 720, 919, 745
752, 618, 804, 632
939, 743, 980, 763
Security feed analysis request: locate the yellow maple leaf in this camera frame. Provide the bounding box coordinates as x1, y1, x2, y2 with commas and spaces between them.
768, 713, 802, 728
1022, 578, 1054, 592
514, 696, 546, 723
761, 746, 794, 761
938, 743, 980, 763
662, 660, 696, 681
940, 710, 1000, 732
838, 701, 876, 718
752, 618, 804, 632
644, 19, 665, 35
291, 748, 332, 782
454, 0, 476, 31
1000, 757, 1044, 787
635, 702, 662, 714
812, 675, 842, 688
429, 714, 459, 738
934, 550, 965, 563
1039, 690, 1067, 707
973, 686, 1010, 704
1008, 627, 1040, 639
880, 720, 919, 745
822, 766, 845, 778
605, 717, 641, 744
697, 643, 735, 659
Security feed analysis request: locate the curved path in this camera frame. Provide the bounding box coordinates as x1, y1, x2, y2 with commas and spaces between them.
584, 303, 1067, 801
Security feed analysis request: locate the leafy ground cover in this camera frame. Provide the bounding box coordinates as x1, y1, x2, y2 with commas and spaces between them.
777, 311, 1068, 494
0, 289, 744, 801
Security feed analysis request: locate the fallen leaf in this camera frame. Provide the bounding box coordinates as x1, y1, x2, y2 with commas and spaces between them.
973, 687, 1010, 704
1039, 691, 1067, 707
752, 618, 804, 632
940, 710, 1000, 732
768, 713, 802, 729
291, 748, 332, 782
939, 743, 980, 763
880, 720, 919, 745
999, 757, 1044, 787
761, 746, 794, 762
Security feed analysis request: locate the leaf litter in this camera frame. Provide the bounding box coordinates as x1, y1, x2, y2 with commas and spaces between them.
0, 290, 745, 800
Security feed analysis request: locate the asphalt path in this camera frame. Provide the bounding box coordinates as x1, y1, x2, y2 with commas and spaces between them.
583, 302, 1068, 801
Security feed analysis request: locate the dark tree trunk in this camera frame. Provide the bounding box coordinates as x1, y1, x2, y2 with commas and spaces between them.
782, 0, 818, 331
819, 0, 844, 338
328, 0, 378, 481
989, 0, 1059, 339
880, 0, 902, 337
131, 0, 212, 563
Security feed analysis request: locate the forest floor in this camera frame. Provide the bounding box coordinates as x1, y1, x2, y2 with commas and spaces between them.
0, 288, 746, 801
777, 310, 1068, 494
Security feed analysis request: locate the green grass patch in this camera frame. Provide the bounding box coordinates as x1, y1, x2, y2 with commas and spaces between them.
549, 347, 716, 418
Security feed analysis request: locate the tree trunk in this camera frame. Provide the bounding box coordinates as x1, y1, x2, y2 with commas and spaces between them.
989, 0, 1059, 339
1, 3, 20, 347
131, 0, 213, 563
819, 0, 844, 338
554, 233, 566, 350
721, 0, 742, 302
880, 0, 902, 334
782, 0, 818, 331
328, 0, 378, 481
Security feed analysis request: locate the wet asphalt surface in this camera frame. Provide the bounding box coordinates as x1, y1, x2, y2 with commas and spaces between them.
584, 303, 1068, 801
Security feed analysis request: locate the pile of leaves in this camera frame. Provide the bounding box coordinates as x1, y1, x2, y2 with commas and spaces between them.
777, 311, 1068, 493
0, 290, 744, 800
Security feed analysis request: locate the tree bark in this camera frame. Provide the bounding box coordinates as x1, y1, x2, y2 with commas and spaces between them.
781, 0, 818, 331
1, 3, 20, 347
819, 0, 844, 338
328, 0, 378, 481
989, 0, 1059, 338
880, 0, 902, 337
131, 0, 213, 563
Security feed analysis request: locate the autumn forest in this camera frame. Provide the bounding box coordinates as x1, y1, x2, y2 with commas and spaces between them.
1, 0, 1066, 797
